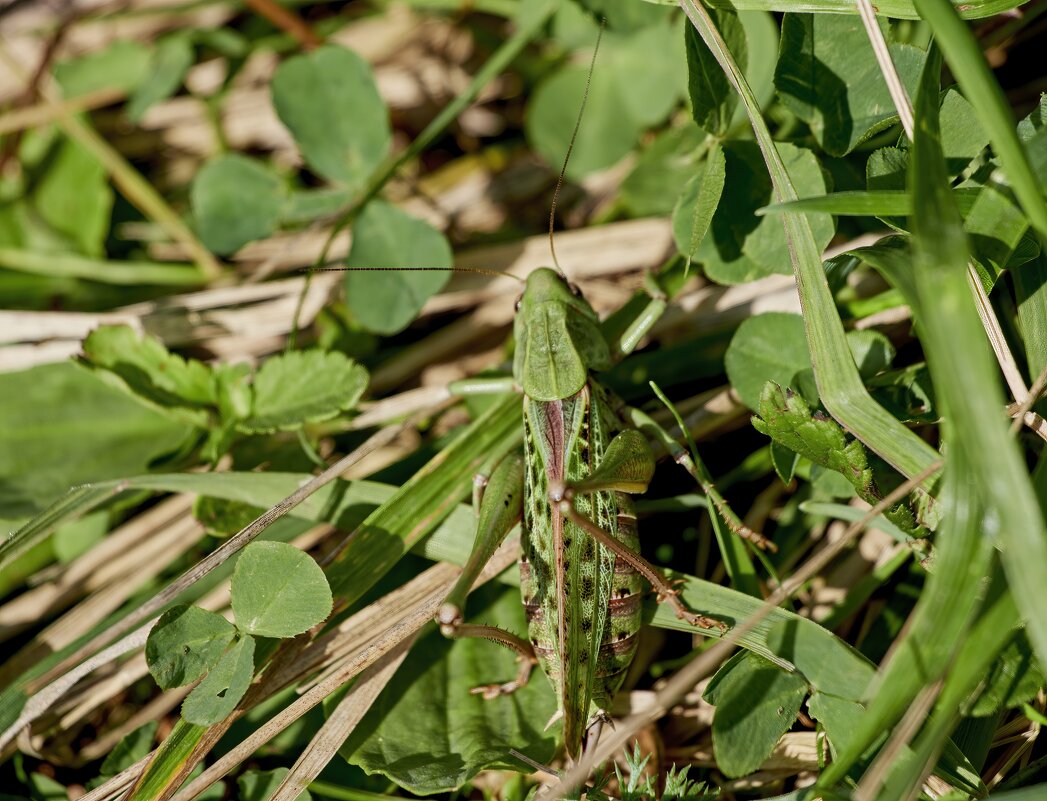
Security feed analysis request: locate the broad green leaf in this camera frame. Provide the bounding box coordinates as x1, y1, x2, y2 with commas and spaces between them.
619, 122, 707, 218
671, 141, 726, 264
846, 329, 896, 378
181, 635, 255, 725
32, 136, 112, 257
239, 350, 368, 433
724, 313, 814, 409
526, 18, 684, 178
969, 633, 1044, 717
127, 34, 193, 123
705, 652, 808, 777
344, 200, 452, 335
191, 155, 287, 256
774, 14, 925, 156
691, 141, 834, 284
145, 604, 236, 689
238, 769, 311, 801
95, 722, 158, 783
685, 7, 745, 135
53, 40, 151, 98
271, 45, 390, 187
340, 585, 557, 794
231, 541, 332, 638
725, 313, 889, 410
938, 87, 990, 176
0, 363, 191, 529
81, 325, 215, 422
52, 511, 108, 564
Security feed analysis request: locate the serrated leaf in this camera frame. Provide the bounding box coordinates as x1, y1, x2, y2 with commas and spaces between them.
145, 605, 236, 689
344, 200, 452, 335
774, 14, 925, 157
672, 141, 726, 265
81, 325, 215, 422
693, 141, 834, 284
238, 349, 367, 433
238, 769, 311, 801
191, 154, 287, 256
231, 541, 332, 638
685, 7, 745, 135
272, 45, 390, 187
340, 585, 557, 794
127, 34, 193, 123
181, 635, 255, 725
705, 652, 808, 778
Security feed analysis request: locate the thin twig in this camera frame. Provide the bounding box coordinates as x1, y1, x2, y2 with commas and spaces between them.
1010, 362, 1047, 433
242, 0, 322, 50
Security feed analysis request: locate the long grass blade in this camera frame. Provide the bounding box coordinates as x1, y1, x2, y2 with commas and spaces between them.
678, 0, 940, 484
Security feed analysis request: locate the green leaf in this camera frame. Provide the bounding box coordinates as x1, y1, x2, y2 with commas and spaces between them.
345, 200, 452, 335
705, 652, 808, 778
231, 541, 332, 638
0, 362, 192, 527
340, 585, 557, 794
686, 6, 745, 133
271, 45, 390, 187
145, 604, 236, 689
685, 7, 744, 135
31, 136, 113, 257
53, 40, 151, 98
526, 18, 685, 178
847, 329, 896, 378
725, 313, 815, 410
238, 769, 311, 801
81, 325, 215, 422
96, 722, 158, 781
774, 14, 925, 157
181, 635, 255, 725
969, 634, 1044, 717
693, 141, 834, 284
238, 349, 368, 433
672, 141, 726, 264
126, 34, 194, 123
191, 155, 287, 256
619, 122, 708, 217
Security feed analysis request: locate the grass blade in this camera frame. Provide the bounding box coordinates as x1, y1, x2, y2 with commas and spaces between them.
679, 0, 940, 484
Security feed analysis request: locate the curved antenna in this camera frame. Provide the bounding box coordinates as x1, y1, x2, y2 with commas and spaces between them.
302, 265, 525, 283
548, 18, 606, 280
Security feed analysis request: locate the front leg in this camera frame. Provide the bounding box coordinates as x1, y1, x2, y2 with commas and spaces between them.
435, 452, 537, 698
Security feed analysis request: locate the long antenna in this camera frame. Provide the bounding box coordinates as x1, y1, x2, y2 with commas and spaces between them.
548, 18, 605, 280
302, 265, 524, 283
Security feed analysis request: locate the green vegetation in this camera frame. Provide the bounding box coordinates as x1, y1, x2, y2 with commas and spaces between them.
0, 0, 1045, 799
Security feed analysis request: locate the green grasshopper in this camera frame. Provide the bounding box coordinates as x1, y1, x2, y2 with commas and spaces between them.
435, 266, 735, 758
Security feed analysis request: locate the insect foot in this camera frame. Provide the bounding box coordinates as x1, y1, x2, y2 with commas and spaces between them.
656, 581, 728, 633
